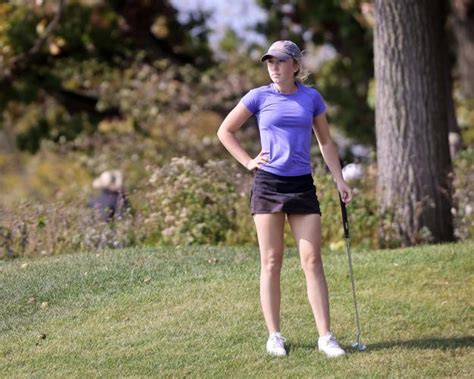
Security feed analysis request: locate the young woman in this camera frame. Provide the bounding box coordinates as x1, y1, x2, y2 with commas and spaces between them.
217, 40, 352, 358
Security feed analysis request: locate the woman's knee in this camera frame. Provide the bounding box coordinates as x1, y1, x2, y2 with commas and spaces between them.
261, 250, 283, 275
300, 250, 323, 273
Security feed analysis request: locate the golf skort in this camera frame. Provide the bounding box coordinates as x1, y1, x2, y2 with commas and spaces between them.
250, 169, 321, 215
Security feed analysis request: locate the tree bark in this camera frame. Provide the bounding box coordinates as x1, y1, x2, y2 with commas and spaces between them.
374, 0, 454, 246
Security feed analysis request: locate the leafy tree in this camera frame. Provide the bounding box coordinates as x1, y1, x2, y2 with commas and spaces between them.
0, 0, 215, 153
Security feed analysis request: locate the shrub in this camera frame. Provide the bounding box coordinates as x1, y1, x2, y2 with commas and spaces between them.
1, 149, 471, 260
452, 147, 474, 241
194, 157, 380, 250
143, 157, 242, 245
312, 160, 379, 250
0, 199, 137, 259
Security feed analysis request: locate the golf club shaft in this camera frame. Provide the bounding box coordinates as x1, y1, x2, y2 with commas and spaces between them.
344, 236, 362, 344
339, 195, 363, 346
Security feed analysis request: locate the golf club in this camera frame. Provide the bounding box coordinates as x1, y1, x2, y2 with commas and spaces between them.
339, 194, 367, 351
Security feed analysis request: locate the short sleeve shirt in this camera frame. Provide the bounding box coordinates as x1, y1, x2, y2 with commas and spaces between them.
240, 82, 326, 176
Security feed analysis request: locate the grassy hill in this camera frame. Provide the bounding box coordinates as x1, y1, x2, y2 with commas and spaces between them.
1, 242, 473, 377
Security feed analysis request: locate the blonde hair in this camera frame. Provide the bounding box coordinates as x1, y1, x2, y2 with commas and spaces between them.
92, 170, 124, 192
293, 56, 309, 83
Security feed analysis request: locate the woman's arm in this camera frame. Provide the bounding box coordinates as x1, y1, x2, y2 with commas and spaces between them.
217, 102, 269, 171
313, 112, 353, 203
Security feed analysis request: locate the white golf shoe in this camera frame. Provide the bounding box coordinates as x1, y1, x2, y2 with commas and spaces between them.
318, 332, 346, 358
266, 332, 287, 357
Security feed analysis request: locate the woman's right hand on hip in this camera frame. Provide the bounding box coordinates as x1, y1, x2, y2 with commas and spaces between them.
245, 151, 270, 171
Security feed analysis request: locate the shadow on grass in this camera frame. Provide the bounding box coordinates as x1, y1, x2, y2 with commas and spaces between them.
286, 336, 474, 355
285, 342, 319, 355
366, 336, 474, 352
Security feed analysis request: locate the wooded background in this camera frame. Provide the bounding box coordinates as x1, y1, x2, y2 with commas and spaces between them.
0, 0, 473, 255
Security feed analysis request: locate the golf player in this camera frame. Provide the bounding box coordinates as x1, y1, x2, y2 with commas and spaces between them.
217, 40, 352, 358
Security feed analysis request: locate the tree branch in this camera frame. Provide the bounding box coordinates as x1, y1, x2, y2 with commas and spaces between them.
30, 0, 65, 55
2, 0, 66, 81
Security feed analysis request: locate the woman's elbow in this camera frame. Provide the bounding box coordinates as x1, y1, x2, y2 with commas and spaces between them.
216, 126, 225, 141
217, 125, 230, 142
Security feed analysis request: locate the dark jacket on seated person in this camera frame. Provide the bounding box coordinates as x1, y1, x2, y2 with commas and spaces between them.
88, 170, 130, 222
88, 189, 129, 222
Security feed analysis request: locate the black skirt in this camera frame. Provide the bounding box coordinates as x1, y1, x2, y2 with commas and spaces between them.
250, 169, 321, 215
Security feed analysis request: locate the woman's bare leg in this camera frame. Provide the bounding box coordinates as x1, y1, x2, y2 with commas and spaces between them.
253, 213, 286, 334
288, 213, 330, 336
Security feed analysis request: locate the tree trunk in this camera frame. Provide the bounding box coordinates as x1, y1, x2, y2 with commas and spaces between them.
452, 0, 474, 97
374, 0, 454, 246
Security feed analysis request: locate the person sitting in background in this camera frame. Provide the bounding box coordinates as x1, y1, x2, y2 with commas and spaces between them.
88, 170, 130, 222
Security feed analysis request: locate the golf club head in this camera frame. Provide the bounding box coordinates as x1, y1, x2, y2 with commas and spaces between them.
352, 342, 367, 351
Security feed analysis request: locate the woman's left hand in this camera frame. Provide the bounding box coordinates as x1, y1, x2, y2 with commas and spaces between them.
337, 179, 353, 204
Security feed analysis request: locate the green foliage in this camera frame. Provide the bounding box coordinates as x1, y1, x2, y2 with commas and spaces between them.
0, 142, 91, 204
1, 1, 126, 60
143, 157, 241, 245
3, 3, 39, 54
0, 0, 472, 256
0, 200, 137, 259
2, 146, 473, 258
452, 147, 474, 240
10, 102, 94, 153
0, 1, 123, 152
312, 160, 379, 250
316, 57, 374, 143
0, 0, 224, 153
58, 1, 122, 58
453, 84, 474, 145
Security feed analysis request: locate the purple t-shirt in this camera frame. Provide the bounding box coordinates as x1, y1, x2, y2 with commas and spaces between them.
240, 82, 326, 176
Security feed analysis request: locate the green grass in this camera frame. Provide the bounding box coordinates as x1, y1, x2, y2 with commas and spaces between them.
1, 242, 473, 377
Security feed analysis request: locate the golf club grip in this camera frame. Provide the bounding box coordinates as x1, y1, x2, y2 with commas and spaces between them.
339, 194, 350, 239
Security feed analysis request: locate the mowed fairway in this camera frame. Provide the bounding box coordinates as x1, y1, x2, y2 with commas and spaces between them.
1, 242, 473, 377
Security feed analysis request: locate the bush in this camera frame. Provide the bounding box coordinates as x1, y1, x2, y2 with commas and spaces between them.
2, 149, 471, 260
0, 199, 137, 259
452, 147, 474, 240
311, 160, 379, 250
187, 156, 380, 250
142, 157, 242, 245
